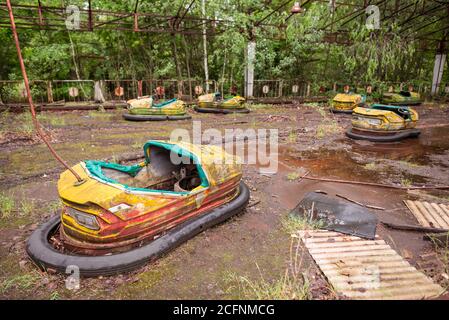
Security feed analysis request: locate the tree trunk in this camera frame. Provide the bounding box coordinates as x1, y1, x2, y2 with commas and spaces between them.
181, 35, 193, 99
68, 31, 87, 98
201, 0, 209, 92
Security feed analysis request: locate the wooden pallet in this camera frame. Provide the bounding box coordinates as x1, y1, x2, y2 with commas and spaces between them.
404, 200, 449, 229
299, 230, 444, 300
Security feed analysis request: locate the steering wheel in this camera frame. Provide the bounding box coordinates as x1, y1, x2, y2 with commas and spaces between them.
397, 107, 411, 118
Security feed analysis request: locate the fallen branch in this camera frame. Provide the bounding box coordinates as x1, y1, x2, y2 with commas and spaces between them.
381, 221, 449, 233
336, 194, 385, 210
297, 170, 310, 183
247, 200, 261, 208
302, 176, 449, 190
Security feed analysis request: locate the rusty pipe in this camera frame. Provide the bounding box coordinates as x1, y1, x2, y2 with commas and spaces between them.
6, 0, 83, 183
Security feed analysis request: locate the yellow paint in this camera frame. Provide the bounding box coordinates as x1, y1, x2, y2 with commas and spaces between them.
198, 94, 245, 109
127, 96, 187, 115
351, 106, 418, 131
331, 93, 362, 111
57, 141, 242, 239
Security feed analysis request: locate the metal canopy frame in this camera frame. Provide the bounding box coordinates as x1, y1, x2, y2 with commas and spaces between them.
0, 1, 447, 48
0, 1, 225, 35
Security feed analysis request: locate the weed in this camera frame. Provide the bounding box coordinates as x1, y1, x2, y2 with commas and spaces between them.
224, 237, 310, 300
316, 120, 340, 139
286, 172, 300, 181
50, 291, 60, 300
19, 199, 35, 216
401, 178, 413, 188
288, 130, 297, 143
47, 200, 63, 213
37, 113, 66, 126
0, 193, 15, 218
0, 273, 40, 293
18, 112, 34, 136
364, 162, 377, 170
281, 214, 325, 235
88, 111, 110, 118
248, 103, 272, 110
131, 141, 142, 150
428, 234, 449, 290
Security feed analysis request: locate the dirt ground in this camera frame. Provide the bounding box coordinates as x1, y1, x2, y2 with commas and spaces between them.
0, 102, 448, 300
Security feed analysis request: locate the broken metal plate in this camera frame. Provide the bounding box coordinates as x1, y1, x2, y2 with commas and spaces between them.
290, 192, 378, 239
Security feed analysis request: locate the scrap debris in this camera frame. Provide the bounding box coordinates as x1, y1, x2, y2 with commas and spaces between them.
336, 194, 385, 210
404, 200, 449, 229
299, 230, 445, 300
290, 192, 378, 239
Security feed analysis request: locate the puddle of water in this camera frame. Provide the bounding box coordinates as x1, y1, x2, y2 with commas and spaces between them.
344, 126, 449, 165
226, 124, 449, 211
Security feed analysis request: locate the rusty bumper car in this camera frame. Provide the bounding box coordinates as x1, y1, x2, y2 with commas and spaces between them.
123, 96, 191, 121
193, 92, 249, 114
380, 91, 422, 106
27, 141, 249, 276
346, 104, 420, 142
330, 93, 366, 114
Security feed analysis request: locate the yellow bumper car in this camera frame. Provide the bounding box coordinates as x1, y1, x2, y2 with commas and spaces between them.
346, 104, 420, 142
27, 141, 249, 276
194, 92, 249, 114
123, 96, 191, 121
330, 93, 366, 113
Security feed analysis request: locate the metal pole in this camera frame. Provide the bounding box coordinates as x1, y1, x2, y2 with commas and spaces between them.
6, 0, 83, 183
201, 0, 209, 92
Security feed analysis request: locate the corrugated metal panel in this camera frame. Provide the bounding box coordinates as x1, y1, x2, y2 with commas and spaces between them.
299, 230, 444, 300
404, 200, 449, 229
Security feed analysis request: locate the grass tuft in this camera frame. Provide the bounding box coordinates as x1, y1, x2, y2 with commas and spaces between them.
286, 172, 300, 181
316, 120, 341, 139
364, 162, 377, 170
224, 236, 311, 300
19, 199, 35, 216
0, 273, 40, 294
0, 193, 15, 219
281, 214, 325, 235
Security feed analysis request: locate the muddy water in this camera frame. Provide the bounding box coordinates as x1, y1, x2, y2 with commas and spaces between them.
229, 128, 449, 283
347, 125, 449, 165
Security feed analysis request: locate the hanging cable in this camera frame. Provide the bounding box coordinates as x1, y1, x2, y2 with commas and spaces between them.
6, 0, 84, 183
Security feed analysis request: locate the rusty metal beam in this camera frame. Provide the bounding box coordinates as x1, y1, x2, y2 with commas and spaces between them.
0, 2, 227, 35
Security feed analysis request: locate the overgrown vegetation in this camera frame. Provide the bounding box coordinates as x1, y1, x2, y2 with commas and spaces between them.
1, 1, 447, 94
0, 273, 41, 294
281, 214, 325, 235
223, 213, 328, 299
224, 237, 310, 300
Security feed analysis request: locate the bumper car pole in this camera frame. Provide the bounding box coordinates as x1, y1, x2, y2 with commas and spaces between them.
6, 0, 83, 183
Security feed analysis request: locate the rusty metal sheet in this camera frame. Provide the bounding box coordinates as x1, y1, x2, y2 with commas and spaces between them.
404, 200, 449, 229
299, 230, 444, 300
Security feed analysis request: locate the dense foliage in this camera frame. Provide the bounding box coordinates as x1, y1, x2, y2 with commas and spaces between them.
1, 0, 447, 88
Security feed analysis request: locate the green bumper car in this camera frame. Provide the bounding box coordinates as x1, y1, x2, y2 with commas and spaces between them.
380, 91, 422, 106
194, 92, 249, 114
123, 96, 192, 121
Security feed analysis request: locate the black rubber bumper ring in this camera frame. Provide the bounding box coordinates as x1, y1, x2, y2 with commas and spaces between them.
26, 181, 250, 277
